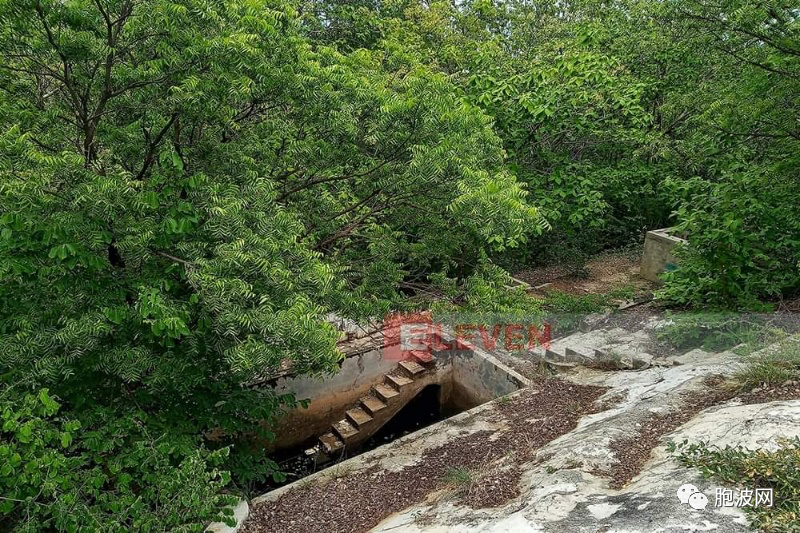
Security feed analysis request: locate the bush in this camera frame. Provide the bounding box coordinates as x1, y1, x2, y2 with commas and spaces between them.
1, 388, 235, 532
659, 173, 800, 309
672, 438, 800, 532
0, 0, 539, 529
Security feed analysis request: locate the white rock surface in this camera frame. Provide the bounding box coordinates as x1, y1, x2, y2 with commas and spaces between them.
243, 334, 799, 533
368, 342, 800, 533
374, 398, 800, 533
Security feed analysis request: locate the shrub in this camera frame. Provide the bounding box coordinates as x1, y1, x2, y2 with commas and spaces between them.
0, 0, 538, 529
659, 172, 800, 310
1, 387, 236, 531
672, 438, 800, 532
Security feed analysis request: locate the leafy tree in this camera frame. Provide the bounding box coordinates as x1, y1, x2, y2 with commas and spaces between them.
655, 0, 800, 307
0, 0, 537, 528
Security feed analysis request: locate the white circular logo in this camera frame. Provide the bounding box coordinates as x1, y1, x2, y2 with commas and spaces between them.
677, 484, 699, 504
689, 492, 709, 510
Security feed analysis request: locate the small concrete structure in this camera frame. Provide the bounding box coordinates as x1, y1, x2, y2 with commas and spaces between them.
451, 348, 528, 407
240, 319, 800, 533
263, 329, 528, 454
640, 228, 686, 282
264, 336, 401, 452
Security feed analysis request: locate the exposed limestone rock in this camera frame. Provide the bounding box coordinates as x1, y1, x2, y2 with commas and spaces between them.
371, 344, 799, 533
239, 332, 800, 533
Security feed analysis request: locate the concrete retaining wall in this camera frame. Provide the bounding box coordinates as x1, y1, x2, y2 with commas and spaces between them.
264, 334, 528, 453
266, 343, 396, 451
451, 348, 530, 408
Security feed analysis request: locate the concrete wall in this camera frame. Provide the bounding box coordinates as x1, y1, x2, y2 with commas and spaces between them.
450, 348, 529, 410
264, 336, 528, 453
266, 343, 397, 452
640, 228, 686, 283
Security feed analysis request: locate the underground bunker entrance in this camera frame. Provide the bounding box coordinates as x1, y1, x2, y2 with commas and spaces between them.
258, 348, 528, 493
262, 383, 480, 491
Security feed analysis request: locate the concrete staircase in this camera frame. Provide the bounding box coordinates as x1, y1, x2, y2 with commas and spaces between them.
309, 349, 439, 459
526, 326, 668, 370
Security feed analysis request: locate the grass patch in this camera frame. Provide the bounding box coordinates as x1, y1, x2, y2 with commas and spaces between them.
671, 439, 800, 532
657, 312, 792, 354
541, 285, 635, 315
734, 327, 791, 357
534, 286, 636, 335
670, 338, 800, 531
441, 466, 478, 497
734, 338, 800, 392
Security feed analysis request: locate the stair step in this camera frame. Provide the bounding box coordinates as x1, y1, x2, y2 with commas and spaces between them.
399, 360, 426, 377
545, 348, 564, 360
346, 407, 373, 428
374, 383, 399, 402
545, 359, 579, 369
419, 332, 444, 350
386, 373, 414, 391
565, 347, 594, 363
410, 350, 435, 364
319, 432, 344, 454
360, 396, 387, 416
332, 419, 359, 441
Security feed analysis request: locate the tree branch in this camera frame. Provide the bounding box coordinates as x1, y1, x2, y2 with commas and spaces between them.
135, 113, 179, 180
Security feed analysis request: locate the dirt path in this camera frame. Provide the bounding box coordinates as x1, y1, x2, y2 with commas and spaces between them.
515, 251, 654, 297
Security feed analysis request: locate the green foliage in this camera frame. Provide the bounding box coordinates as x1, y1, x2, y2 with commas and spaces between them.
443, 466, 476, 486
734, 339, 800, 391
335, 0, 800, 309
463, 16, 667, 254
655, 312, 778, 352
674, 340, 800, 530
672, 438, 800, 532
0, 0, 538, 529
1, 387, 236, 531
658, 173, 800, 309
431, 257, 543, 315
652, 0, 800, 308
541, 287, 633, 315
442, 465, 479, 498
3, 0, 800, 528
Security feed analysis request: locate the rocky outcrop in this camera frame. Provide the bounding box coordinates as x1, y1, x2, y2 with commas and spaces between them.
373, 342, 796, 532
238, 329, 800, 533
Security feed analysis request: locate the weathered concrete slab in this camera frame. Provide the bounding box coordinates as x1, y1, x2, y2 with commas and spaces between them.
641, 228, 685, 283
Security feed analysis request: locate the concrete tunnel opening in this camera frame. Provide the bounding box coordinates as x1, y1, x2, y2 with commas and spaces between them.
255, 329, 530, 493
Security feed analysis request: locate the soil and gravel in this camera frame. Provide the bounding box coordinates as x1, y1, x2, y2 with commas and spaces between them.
242, 378, 607, 533
738, 381, 800, 405
603, 376, 736, 489
515, 252, 654, 298
602, 371, 800, 490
